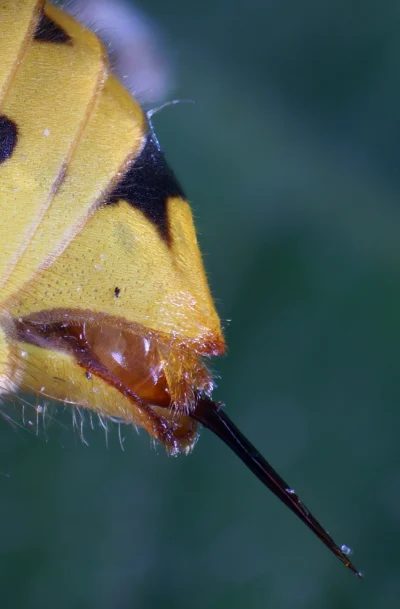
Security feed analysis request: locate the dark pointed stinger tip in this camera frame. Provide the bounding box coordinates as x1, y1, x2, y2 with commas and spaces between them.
190, 396, 363, 579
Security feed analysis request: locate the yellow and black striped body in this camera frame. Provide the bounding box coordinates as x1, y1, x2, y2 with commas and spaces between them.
0, 2, 364, 578
0, 0, 224, 452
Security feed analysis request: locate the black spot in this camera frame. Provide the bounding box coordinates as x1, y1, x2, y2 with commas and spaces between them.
114, 287, 120, 298
85, 371, 92, 380
0, 115, 18, 164
34, 12, 72, 44
106, 132, 185, 243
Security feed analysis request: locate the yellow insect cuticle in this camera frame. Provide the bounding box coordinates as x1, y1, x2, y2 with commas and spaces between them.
0, 0, 361, 578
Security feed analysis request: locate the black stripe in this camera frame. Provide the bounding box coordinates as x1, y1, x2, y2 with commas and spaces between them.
106, 132, 185, 243
0, 115, 18, 164
34, 12, 72, 44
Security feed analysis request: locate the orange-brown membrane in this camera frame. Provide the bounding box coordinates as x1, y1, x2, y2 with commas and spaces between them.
15, 315, 212, 452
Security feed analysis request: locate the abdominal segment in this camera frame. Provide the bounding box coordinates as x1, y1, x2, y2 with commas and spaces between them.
14, 313, 214, 453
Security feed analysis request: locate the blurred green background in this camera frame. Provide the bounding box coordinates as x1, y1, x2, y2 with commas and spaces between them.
1, 0, 399, 607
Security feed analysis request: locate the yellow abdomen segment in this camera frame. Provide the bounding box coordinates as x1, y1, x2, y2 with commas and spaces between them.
0, 0, 224, 434
0, 1, 223, 352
